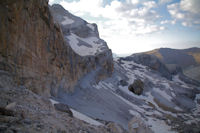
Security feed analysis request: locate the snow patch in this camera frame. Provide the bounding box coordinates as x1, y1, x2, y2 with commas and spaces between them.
129, 110, 141, 117
66, 33, 105, 56
71, 109, 103, 126
50, 99, 59, 105
147, 117, 177, 133
61, 16, 74, 25
153, 88, 173, 102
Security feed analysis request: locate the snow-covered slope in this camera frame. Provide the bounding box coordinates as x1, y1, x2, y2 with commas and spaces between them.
56, 57, 200, 133
50, 4, 109, 56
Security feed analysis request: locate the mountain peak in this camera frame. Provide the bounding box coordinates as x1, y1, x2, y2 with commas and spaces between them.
50, 4, 109, 56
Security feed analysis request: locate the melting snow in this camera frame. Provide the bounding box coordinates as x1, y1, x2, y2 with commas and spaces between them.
129, 109, 141, 117
61, 16, 74, 25
50, 99, 59, 105
153, 88, 173, 102
66, 33, 105, 56
71, 109, 103, 126
173, 75, 188, 88
147, 117, 177, 133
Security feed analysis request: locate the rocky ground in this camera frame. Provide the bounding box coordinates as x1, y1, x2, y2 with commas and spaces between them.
0, 70, 127, 133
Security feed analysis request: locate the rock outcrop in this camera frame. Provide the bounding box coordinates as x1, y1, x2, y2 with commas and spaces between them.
0, 0, 113, 97
128, 79, 144, 95
0, 70, 125, 133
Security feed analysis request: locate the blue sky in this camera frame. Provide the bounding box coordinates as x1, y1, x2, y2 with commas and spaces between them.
49, 0, 200, 54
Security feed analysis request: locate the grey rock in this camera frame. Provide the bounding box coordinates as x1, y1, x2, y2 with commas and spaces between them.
118, 80, 128, 86
54, 103, 73, 117
128, 79, 144, 95
128, 117, 153, 133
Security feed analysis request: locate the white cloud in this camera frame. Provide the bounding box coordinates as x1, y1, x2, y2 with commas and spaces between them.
159, 0, 173, 4
143, 1, 157, 9
60, 0, 163, 35
49, 0, 55, 5
160, 20, 176, 25
167, 0, 200, 27
58, 0, 168, 54
180, 0, 200, 14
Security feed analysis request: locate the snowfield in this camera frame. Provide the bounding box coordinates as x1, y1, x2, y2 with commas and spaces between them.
61, 16, 74, 25
66, 33, 107, 56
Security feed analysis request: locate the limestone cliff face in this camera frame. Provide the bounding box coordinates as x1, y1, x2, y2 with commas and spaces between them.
0, 0, 113, 97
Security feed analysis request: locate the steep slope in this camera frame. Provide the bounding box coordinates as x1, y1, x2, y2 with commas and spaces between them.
50, 4, 109, 56
0, 70, 126, 133
57, 56, 200, 132
0, 0, 113, 97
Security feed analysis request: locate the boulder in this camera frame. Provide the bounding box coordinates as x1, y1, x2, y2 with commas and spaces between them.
128, 79, 144, 95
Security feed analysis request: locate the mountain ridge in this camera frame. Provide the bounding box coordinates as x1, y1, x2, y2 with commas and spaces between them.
144, 47, 200, 81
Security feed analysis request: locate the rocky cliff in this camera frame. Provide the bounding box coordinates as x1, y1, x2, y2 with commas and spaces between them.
0, 0, 113, 97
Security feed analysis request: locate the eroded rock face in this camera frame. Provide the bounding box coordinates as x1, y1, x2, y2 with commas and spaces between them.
0, 0, 113, 97
0, 70, 125, 133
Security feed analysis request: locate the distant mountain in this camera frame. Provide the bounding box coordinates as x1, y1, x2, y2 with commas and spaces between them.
144, 47, 200, 68
144, 47, 200, 81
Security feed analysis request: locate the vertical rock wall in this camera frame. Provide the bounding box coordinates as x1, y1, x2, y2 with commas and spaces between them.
0, 0, 113, 97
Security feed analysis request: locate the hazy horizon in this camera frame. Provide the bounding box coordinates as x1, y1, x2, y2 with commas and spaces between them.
49, 0, 200, 54
113, 46, 200, 57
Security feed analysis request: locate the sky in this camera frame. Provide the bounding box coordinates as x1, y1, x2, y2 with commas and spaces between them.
49, 0, 200, 55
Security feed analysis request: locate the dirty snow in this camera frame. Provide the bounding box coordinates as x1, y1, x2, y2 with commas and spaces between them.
153, 88, 173, 102
71, 109, 103, 126
66, 33, 105, 56
147, 117, 177, 133
61, 16, 74, 25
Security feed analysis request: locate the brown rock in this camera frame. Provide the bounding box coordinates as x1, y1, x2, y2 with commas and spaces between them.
0, 0, 113, 97
128, 79, 144, 95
